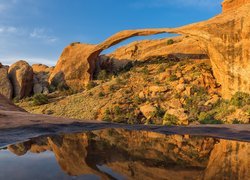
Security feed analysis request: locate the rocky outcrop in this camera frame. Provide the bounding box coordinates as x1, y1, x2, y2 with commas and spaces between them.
8, 60, 34, 99
222, 0, 250, 12
32, 64, 53, 94
0, 64, 13, 99
106, 36, 209, 70
50, 0, 250, 98
49, 43, 97, 91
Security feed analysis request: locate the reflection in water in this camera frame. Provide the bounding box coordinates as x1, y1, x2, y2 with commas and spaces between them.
0, 128, 249, 180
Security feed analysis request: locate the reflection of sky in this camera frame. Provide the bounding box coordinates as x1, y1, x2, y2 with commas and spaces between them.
0, 150, 100, 180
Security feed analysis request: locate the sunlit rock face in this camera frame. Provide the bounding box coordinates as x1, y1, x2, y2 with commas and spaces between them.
50, 0, 250, 98
222, 0, 250, 12
180, 0, 250, 98
5, 129, 250, 180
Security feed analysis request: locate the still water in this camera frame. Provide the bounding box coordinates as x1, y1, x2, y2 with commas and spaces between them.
0, 128, 249, 180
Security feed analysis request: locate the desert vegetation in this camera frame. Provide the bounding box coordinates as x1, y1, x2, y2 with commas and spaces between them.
16, 56, 250, 125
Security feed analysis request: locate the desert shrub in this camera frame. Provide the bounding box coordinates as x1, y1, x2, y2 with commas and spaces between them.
13, 96, 20, 103
123, 62, 133, 72
199, 115, 223, 124
133, 95, 146, 105
98, 92, 105, 98
109, 85, 116, 92
184, 86, 209, 121
210, 100, 235, 118
230, 92, 250, 108
114, 106, 122, 115
86, 81, 97, 90
48, 85, 56, 93
198, 112, 223, 124
141, 67, 149, 75
157, 65, 166, 73
97, 70, 109, 80
232, 119, 241, 124
57, 82, 69, 91
103, 109, 112, 122
70, 42, 81, 46
169, 75, 179, 81
167, 39, 174, 45
57, 88, 78, 97
32, 94, 49, 106
163, 113, 179, 126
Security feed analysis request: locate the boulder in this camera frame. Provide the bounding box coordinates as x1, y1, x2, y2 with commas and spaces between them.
8, 60, 33, 99
32, 64, 53, 94
0, 65, 13, 99
140, 104, 157, 119
49, 43, 97, 91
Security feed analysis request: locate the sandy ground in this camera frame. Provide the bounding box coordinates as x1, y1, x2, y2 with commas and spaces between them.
0, 109, 249, 147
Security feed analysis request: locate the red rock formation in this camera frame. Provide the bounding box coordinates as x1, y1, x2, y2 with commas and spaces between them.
222, 0, 250, 12
50, 0, 250, 98
8, 60, 34, 99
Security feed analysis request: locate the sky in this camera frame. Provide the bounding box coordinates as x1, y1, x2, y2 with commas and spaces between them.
0, 0, 223, 66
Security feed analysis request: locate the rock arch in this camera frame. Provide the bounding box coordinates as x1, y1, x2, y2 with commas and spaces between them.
50, 0, 250, 98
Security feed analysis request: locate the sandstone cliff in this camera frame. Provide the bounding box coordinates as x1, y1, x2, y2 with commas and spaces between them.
49, 0, 250, 98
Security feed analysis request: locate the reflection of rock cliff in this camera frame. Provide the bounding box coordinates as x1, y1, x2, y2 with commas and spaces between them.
48, 0, 250, 98
204, 139, 250, 180
7, 129, 250, 179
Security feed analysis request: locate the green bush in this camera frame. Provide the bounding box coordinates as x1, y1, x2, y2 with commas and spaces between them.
230, 92, 250, 108
57, 82, 69, 91
32, 94, 49, 106
141, 67, 149, 75
232, 119, 241, 124
198, 112, 223, 124
157, 65, 166, 73
97, 70, 108, 80
167, 39, 174, 45
86, 81, 97, 90
163, 113, 179, 126
13, 96, 20, 103
98, 92, 105, 98
169, 75, 179, 81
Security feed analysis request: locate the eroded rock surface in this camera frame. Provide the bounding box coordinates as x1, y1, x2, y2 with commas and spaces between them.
49, 0, 250, 98
8, 60, 33, 99
0, 65, 13, 99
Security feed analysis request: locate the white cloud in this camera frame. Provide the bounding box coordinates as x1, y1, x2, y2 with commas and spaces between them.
30, 28, 58, 43
0, 56, 57, 66
0, 26, 18, 34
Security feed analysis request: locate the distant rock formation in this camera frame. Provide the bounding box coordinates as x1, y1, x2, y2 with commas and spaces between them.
0, 63, 13, 99
8, 60, 34, 99
32, 64, 53, 94
49, 43, 96, 91
50, 0, 250, 98
105, 36, 209, 70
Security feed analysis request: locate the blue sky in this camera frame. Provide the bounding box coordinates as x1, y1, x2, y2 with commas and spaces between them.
0, 0, 223, 66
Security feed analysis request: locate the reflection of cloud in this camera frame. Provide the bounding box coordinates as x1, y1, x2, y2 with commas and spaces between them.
131, 0, 222, 9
